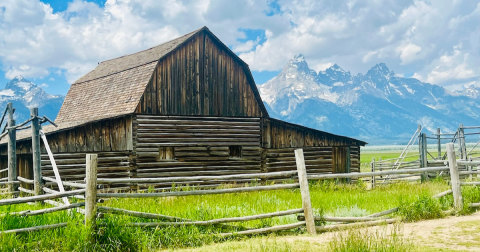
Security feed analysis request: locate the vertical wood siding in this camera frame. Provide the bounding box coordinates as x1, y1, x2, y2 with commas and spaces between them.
135, 32, 264, 118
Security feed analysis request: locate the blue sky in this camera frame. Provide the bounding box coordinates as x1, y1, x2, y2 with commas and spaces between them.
0, 0, 479, 95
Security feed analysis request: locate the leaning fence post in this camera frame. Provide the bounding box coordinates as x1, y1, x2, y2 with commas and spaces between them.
446, 143, 463, 210
85, 154, 98, 239
7, 102, 17, 194
31, 108, 42, 196
294, 149, 316, 235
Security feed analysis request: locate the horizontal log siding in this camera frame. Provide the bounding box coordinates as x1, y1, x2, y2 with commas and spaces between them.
41, 152, 131, 182
265, 146, 359, 175
133, 115, 262, 188
135, 32, 264, 118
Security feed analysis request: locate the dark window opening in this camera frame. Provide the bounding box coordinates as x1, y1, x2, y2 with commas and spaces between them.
159, 146, 175, 160
229, 146, 242, 159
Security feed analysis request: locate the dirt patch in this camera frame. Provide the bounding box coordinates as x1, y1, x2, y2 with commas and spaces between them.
282, 211, 480, 251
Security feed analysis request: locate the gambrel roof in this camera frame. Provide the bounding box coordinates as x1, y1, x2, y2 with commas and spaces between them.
55, 26, 268, 125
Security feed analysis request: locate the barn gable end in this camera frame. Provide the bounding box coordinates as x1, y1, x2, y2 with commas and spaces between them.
135, 29, 266, 117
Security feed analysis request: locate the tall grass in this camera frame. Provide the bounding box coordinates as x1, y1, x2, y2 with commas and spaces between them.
0, 179, 454, 251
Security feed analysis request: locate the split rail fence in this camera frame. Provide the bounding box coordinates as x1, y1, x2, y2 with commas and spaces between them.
2, 143, 480, 237
370, 124, 480, 186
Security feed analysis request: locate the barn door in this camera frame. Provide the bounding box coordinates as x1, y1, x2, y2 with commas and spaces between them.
332, 147, 351, 174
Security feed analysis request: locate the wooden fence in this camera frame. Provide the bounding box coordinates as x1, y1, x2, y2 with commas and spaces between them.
1, 143, 480, 238
369, 124, 480, 186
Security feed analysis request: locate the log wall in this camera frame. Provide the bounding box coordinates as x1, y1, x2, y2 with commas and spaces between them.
135, 31, 265, 118
131, 115, 262, 188
262, 118, 362, 148
264, 146, 360, 175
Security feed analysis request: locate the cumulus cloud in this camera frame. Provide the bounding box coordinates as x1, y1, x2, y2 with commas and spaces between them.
0, 0, 478, 90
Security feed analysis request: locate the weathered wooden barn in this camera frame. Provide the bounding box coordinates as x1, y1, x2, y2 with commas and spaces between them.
0, 27, 366, 189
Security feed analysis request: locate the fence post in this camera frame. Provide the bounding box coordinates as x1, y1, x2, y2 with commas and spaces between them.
446, 143, 463, 210
468, 156, 473, 180
7, 102, 17, 194
458, 124, 467, 160
437, 128, 441, 159
85, 154, 98, 240
31, 108, 42, 196
294, 149, 316, 235
371, 158, 375, 189
420, 133, 428, 182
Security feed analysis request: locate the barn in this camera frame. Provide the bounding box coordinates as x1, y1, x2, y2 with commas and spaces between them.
0, 27, 366, 190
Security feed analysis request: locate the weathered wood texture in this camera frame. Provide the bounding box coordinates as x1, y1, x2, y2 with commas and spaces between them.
264, 146, 359, 175
262, 118, 364, 148
135, 31, 265, 118
132, 115, 262, 188
0, 115, 133, 155
40, 152, 131, 181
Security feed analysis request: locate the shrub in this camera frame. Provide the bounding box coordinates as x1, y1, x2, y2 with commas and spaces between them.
398, 195, 443, 222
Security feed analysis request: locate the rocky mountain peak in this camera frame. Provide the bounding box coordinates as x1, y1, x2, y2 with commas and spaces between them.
366, 63, 395, 79
457, 84, 480, 99
0, 76, 64, 123
5, 75, 37, 94
284, 54, 316, 76
318, 63, 352, 85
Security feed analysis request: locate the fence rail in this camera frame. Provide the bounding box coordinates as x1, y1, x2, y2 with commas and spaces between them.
1, 143, 480, 239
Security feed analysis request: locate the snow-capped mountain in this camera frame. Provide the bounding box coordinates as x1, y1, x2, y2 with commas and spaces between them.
457, 85, 480, 99
0, 76, 64, 125
259, 55, 480, 145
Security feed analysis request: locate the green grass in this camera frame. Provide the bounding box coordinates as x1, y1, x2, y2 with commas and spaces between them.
0, 179, 454, 251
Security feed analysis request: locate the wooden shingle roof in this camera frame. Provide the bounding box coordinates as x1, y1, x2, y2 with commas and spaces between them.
55, 27, 203, 125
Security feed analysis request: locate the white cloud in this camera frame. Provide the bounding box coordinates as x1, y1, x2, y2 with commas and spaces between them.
39, 83, 48, 88
312, 62, 334, 72
0, 0, 478, 90
397, 43, 421, 64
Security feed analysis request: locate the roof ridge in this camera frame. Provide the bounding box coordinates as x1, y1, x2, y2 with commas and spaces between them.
73, 26, 207, 84
99, 26, 206, 64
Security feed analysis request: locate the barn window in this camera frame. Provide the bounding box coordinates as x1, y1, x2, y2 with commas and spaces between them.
229, 146, 242, 159
159, 146, 175, 160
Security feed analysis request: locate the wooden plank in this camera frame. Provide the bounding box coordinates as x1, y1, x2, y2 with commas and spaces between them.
93, 121, 102, 152
85, 154, 98, 232
294, 149, 316, 234
446, 143, 462, 210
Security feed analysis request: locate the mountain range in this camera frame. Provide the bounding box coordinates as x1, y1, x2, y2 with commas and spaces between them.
1, 61, 479, 146
258, 55, 480, 145
0, 76, 64, 127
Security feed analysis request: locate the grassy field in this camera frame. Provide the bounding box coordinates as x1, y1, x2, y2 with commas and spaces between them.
1, 148, 479, 251
0, 179, 455, 251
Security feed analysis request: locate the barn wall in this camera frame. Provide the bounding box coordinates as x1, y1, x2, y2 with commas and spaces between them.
262, 118, 361, 175
135, 31, 264, 118
264, 146, 359, 176
0, 116, 133, 156
262, 118, 361, 148
0, 116, 133, 186
131, 114, 262, 189
41, 152, 131, 185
